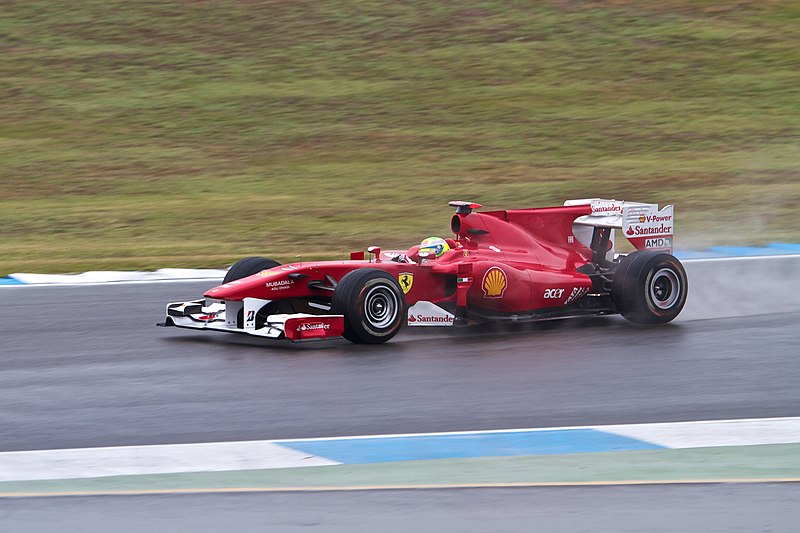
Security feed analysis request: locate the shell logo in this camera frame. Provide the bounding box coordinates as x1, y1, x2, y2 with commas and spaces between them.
482, 267, 508, 299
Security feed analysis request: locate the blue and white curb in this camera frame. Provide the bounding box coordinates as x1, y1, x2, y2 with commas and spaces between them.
1, 417, 798, 483
278, 416, 800, 464
279, 428, 663, 464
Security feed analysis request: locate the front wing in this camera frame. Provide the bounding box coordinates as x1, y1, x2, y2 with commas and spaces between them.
158, 298, 345, 341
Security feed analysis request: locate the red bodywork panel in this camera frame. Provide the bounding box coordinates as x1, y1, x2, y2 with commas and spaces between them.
205, 204, 597, 314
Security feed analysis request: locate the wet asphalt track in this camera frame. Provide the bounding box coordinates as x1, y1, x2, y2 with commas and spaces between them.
1, 280, 798, 452
2, 484, 799, 533
1, 276, 799, 531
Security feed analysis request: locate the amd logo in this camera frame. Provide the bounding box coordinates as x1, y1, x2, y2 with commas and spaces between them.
645, 237, 672, 248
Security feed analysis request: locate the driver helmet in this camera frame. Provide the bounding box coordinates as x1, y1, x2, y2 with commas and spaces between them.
419, 237, 450, 259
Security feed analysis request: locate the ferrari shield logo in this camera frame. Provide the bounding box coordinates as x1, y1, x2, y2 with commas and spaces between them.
398, 273, 414, 294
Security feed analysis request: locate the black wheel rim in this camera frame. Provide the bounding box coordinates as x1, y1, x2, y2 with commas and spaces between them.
650, 267, 680, 310
363, 285, 398, 329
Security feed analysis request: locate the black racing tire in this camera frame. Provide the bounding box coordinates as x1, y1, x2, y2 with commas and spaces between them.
331, 269, 405, 344
612, 251, 688, 324
223, 256, 280, 284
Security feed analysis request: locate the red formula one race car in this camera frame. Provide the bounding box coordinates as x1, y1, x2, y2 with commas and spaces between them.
158, 199, 687, 344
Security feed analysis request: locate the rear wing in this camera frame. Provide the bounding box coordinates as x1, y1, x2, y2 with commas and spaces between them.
565, 198, 674, 254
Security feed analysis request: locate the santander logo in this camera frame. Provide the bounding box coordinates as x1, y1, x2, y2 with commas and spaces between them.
409, 314, 453, 324
299, 322, 330, 331
627, 224, 672, 236
406, 301, 456, 326
593, 205, 622, 214
590, 200, 624, 216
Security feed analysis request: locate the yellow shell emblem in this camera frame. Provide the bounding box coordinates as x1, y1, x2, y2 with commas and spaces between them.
398, 273, 414, 294
482, 267, 507, 298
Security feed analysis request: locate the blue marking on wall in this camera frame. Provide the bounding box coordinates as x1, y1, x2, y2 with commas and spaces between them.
281, 429, 665, 464
673, 250, 721, 260
707, 246, 789, 257
767, 242, 800, 253
673, 242, 800, 260
0, 278, 24, 285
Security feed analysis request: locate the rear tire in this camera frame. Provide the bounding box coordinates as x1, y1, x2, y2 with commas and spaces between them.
223, 256, 280, 284
332, 269, 405, 344
612, 251, 687, 324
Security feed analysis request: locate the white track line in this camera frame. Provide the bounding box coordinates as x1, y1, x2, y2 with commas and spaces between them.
5, 269, 227, 286
0, 442, 338, 482
596, 418, 800, 448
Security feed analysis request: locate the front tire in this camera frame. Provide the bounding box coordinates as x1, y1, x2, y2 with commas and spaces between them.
223, 256, 281, 284
332, 269, 405, 344
612, 251, 688, 324
223, 257, 281, 328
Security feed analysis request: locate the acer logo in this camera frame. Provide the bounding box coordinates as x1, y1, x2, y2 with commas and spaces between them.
543, 288, 565, 299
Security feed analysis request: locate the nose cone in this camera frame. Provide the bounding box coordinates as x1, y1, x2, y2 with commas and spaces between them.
204, 274, 264, 300
203, 266, 301, 301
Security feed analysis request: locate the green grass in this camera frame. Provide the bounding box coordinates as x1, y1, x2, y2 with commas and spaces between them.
1, 0, 798, 273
